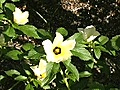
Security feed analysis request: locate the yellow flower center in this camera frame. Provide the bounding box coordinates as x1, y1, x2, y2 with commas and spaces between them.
53, 47, 61, 55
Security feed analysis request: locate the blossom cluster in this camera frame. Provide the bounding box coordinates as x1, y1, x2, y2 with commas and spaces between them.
13, 7, 100, 81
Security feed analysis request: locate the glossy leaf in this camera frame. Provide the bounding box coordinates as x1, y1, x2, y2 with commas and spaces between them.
28, 49, 41, 59
16, 25, 40, 39
98, 36, 109, 45
79, 71, 92, 78
22, 43, 34, 51
56, 27, 68, 36
14, 75, 27, 81
0, 75, 4, 81
63, 61, 79, 81
5, 69, 20, 77
41, 62, 59, 87
94, 47, 101, 59
25, 83, 34, 90
0, 14, 5, 20
37, 29, 52, 39
0, 0, 6, 4
24, 69, 31, 76
111, 35, 120, 51
72, 48, 92, 61
6, 50, 22, 60
5, 3, 15, 11
4, 26, 16, 37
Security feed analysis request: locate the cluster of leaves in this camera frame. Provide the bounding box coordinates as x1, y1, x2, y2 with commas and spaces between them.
0, 0, 120, 90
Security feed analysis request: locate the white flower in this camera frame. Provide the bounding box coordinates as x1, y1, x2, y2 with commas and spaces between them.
13, 7, 29, 25
79, 25, 100, 42
42, 32, 76, 63
31, 59, 47, 80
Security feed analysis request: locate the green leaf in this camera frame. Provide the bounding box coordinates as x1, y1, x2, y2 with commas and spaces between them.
71, 48, 92, 61
22, 43, 34, 51
28, 49, 41, 59
16, 25, 40, 39
6, 50, 22, 60
5, 3, 15, 12
68, 33, 83, 43
79, 71, 92, 78
37, 29, 52, 39
0, 0, 6, 4
14, 75, 27, 81
25, 83, 34, 90
52, 63, 60, 74
5, 3, 15, 20
0, 9, 3, 13
111, 35, 120, 51
4, 26, 16, 37
86, 61, 94, 69
0, 75, 4, 81
97, 46, 109, 53
46, 62, 60, 75
56, 27, 68, 36
33, 79, 39, 88
5, 69, 20, 77
41, 62, 59, 87
0, 0, 6, 8
24, 69, 31, 76
63, 61, 79, 81
94, 47, 101, 59
0, 14, 5, 20
98, 36, 109, 45
11, 0, 20, 2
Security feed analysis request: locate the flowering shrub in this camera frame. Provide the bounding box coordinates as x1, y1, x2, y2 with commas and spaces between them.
0, 0, 120, 90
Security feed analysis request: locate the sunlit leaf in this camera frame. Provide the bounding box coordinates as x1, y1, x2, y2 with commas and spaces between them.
22, 43, 34, 51
14, 75, 27, 81
5, 3, 15, 11
0, 14, 5, 20
0, 0, 6, 4
28, 49, 41, 59
5, 69, 20, 77
72, 48, 92, 61
56, 27, 68, 36
24, 69, 31, 76
79, 71, 92, 78
4, 26, 16, 37
25, 83, 34, 90
98, 36, 109, 45
111, 35, 120, 51
63, 61, 79, 81
41, 62, 59, 87
37, 29, 52, 40
16, 25, 40, 39
94, 47, 101, 59
6, 50, 22, 60
0, 75, 4, 81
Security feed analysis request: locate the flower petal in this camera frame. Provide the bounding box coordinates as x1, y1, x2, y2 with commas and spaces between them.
62, 40, 76, 50
30, 65, 40, 77
39, 59, 47, 74
13, 7, 29, 25
53, 32, 64, 46
84, 25, 96, 38
42, 39, 53, 55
